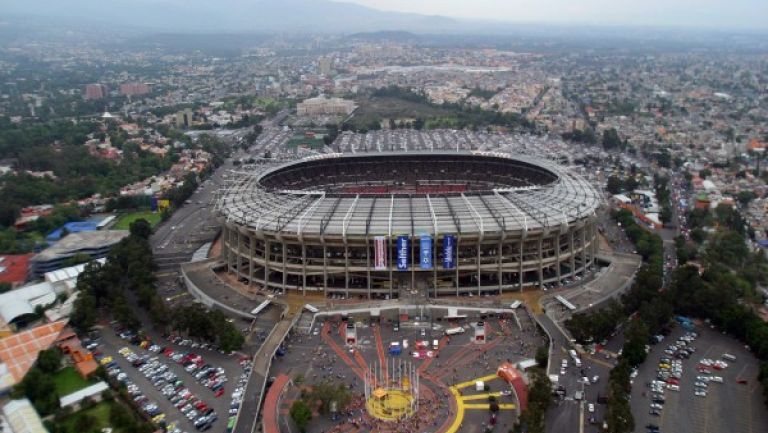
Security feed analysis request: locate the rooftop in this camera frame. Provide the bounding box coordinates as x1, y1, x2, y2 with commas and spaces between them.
0, 254, 33, 286
0, 321, 67, 386
32, 230, 129, 263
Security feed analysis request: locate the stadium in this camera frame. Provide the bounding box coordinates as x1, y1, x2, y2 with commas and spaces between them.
216, 151, 601, 297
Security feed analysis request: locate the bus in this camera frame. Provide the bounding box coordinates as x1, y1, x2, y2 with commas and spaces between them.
445, 327, 466, 336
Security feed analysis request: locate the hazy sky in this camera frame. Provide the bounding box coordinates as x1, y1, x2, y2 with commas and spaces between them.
347, 0, 768, 29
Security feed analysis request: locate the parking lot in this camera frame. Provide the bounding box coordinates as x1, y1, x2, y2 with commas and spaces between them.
631, 325, 768, 433
90, 324, 256, 433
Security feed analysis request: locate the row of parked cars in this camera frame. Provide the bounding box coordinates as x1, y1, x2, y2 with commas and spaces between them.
119, 346, 219, 431
663, 332, 698, 359
92, 351, 174, 430
645, 332, 700, 433
223, 357, 256, 432
162, 348, 228, 396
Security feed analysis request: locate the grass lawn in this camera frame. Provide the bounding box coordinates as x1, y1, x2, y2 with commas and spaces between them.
58, 401, 113, 432
114, 211, 162, 230
53, 367, 95, 395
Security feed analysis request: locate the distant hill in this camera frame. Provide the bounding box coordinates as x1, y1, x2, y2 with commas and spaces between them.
4, 0, 460, 33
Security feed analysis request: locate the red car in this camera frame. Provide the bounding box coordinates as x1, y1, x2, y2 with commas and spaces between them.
667, 378, 679, 385
736, 378, 748, 385
214, 388, 225, 398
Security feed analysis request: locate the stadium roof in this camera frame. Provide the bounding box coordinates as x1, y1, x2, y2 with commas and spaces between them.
217, 151, 601, 237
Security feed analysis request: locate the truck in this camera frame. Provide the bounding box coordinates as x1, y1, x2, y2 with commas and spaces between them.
445, 327, 465, 336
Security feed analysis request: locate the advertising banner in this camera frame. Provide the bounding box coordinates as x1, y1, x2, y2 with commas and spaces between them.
396, 236, 409, 271
420, 235, 433, 270
443, 235, 456, 269
373, 236, 387, 270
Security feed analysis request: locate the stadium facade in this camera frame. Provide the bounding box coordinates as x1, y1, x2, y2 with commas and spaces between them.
217, 151, 601, 297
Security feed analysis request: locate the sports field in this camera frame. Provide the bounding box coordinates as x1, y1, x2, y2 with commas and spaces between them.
114, 211, 162, 230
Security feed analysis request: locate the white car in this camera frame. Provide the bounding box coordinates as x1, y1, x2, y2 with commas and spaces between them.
588, 403, 595, 413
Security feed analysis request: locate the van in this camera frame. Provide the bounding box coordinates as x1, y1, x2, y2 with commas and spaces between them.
432, 339, 439, 350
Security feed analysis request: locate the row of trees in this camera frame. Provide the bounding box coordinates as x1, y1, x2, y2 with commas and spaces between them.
667, 229, 768, 401
70, 219, 165, 332
70, 219, 245, 352
566, 208, 667, 433
605, 175, 639, 195
654, 175, 673, 225
171, 304, 244, 353
514, 368, 553, 433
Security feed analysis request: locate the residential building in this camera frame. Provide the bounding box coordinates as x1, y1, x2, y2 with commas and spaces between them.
296, 95, 356, 116
119, 82, 151, 96
84, 84, 107, 100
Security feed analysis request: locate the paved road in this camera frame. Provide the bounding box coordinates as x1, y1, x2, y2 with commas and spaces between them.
235, 316, 295, 433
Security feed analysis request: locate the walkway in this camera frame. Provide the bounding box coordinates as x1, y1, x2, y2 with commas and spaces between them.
444, 374, 517, 433
261, 374, 291, 433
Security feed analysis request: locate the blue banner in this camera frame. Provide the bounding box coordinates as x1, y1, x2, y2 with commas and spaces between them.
420, 236, 433, 270
442, 235, 455, 269
396, 236, 409, 271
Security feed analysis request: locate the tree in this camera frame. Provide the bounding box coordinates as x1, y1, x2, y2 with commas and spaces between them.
606, 175, 623, 194
306, 381, 352, 415
737, 190, 756, 207
74, 413, 98, 432
129, 218, 152, 239
64, 252, 92, 267
36, 348, 62, 373
290, 400, 312, 433
535, 346, 549, 368
602, 128, 623, 150
517, 368, 551, 433
16, 367, 59, 415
